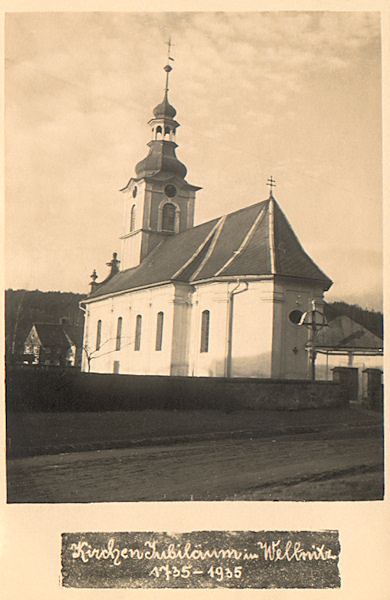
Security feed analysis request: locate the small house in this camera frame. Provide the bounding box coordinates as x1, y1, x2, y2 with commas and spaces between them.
23, 321, 83, 367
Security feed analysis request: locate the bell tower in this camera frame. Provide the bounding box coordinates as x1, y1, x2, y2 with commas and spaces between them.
120, 45, 201, 271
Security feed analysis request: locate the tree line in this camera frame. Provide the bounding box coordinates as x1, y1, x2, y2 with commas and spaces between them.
323, 301, 383, 339
5, 289, 86, 357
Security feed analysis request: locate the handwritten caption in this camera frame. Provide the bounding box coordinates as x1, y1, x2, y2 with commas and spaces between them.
61, 530, 340, 589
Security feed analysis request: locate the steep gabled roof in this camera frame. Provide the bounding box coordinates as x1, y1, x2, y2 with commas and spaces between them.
28, 323, 83, 349
317, 315, 383, 352
32, 324, 72, 349
87, 196, 332, 301
63, 324, 84, 348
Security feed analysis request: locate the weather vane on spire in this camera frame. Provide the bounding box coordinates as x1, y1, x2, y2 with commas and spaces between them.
164, 38, 174, 92
166, 37, 174, 62
266, 176, 276, 196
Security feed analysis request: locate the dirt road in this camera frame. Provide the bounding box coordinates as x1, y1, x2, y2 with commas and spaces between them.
7, 430, 383, 502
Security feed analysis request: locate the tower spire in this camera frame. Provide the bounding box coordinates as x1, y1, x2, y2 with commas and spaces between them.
164, 37, 174, 93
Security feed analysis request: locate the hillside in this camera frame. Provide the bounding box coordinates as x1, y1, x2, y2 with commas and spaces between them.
5, 289, 86, 356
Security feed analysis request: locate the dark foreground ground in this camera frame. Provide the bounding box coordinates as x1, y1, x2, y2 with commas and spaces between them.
7, 406, 383, 502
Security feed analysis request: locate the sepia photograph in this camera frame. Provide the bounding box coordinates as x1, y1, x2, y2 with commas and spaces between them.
4, 10, 383, 506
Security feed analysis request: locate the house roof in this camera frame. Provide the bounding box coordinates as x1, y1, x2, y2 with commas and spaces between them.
63, 324, 84, 348
316, 315, 383, 352
30, 323, 83, 349
87, 196, 332, 301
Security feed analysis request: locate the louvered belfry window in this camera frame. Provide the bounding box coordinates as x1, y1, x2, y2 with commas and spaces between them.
200, 310, 210, 353
116, 317, 123, 351
96, 320, 102, 351
155, 311, 164, 351
162, 203, 176, 232
134, 315, 142, 351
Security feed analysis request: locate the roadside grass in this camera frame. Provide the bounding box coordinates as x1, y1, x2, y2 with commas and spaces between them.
7, 405, 382, 458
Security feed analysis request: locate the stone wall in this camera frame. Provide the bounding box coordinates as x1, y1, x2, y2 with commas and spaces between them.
6, 366, 343, 412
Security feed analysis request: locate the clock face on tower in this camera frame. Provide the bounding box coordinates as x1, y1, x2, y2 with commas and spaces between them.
164, 184, 177, 198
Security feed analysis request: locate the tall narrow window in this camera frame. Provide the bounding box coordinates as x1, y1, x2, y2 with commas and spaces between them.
116, 317, 123, 351
155, 311, 164, 351
96, 320, 102, 351
162, 203, 176, 232
134, 315, 142, 351
200, 310, 210, 353
130, 204, 136, 232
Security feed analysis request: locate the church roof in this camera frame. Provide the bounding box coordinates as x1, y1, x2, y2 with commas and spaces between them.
135, 140, 187, 179
153, 90, 177, 120
86, 196, 332, 301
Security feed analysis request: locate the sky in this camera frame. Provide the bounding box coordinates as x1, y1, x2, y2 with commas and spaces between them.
5, 11, 383, 310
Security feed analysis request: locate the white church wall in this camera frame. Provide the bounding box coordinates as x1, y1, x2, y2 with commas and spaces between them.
83, 278, 330, 379
83, 284, 178, 375
82, 297, 117, 373
123, 181, 146, 234
121, 232, 143, 272
189, 279, 283, 379
128, 286, 176, 375
230, 280, 274, 378
171, 283, 192, 376
273, 284, 325, 379
120, 180, 147, 270
189, 281, 230, 377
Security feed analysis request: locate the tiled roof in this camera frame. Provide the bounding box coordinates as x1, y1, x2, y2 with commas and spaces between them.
317, 316, 383, 351
33, 323, 83, 349
87, 197, 332, 300
63, 324, 84, 347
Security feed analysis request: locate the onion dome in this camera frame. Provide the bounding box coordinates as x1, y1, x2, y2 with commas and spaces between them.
153, 97, 176, 121
132, 58, 188, 179
153, 94, 177, 119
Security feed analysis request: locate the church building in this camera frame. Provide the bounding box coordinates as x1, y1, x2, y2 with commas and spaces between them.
81, 59, 332, 379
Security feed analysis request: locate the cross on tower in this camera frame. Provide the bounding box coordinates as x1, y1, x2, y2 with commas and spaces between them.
164, 38, 174, 92
266, 176, 276, 196
166, 38, 174, 62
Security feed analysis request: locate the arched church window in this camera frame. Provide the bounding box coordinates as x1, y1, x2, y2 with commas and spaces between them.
130, 204, 136, 232
200, 310, 210, 353
155, 311, 164, 351
162, 203, 176, 232
156, 125, 162, 140
116, 317, 123, 351
134, 315, 142, 351
96, 320, 102, 351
